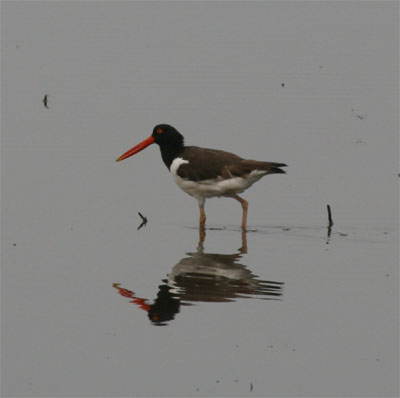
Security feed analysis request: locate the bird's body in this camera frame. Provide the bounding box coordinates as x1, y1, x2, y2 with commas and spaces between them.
116, 124, 286, 229
169, 148, 285, 206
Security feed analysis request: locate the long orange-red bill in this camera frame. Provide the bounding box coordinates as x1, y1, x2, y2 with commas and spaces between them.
116, 136, 155, 162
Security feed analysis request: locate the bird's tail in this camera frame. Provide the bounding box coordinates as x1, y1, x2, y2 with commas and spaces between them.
268, 163, 287, 174
242, 160, 287, 174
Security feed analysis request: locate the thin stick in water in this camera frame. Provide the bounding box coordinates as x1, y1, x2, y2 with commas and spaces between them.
327, 204, 333, 227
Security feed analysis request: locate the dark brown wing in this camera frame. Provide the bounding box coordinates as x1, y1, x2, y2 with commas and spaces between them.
177, 146, 286, 181
177, 147, 241, 181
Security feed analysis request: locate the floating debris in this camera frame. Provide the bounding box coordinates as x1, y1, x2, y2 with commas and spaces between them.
326, 204, 333, 243
327, 204, 333, 227
137, 212, 148, 230
42, 94, 49, 109
351, 109, 367, 119
355, 138, 367, 144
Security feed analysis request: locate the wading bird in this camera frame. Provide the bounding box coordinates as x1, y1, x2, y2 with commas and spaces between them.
116, 124, 286, 230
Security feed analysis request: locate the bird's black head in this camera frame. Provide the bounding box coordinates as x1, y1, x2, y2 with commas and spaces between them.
151, 124, 185, 169
116, 124, 185, 169
152, 124, 184, 148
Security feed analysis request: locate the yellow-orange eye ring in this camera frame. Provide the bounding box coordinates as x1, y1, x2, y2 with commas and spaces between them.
156, 128, 163, 134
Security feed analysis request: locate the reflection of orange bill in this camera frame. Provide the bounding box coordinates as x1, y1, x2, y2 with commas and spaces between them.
113, 283, 150, 312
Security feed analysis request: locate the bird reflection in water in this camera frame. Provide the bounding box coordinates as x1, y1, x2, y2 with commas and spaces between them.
113, 230, 284, 326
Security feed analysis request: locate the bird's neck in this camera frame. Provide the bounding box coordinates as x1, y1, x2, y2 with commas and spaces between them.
159, 143, 185, 170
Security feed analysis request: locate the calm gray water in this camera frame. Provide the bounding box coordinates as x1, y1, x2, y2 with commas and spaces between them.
1, 2, 398, 397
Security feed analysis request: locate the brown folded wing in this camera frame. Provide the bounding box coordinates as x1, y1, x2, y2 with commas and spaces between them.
177, 146, 286, 181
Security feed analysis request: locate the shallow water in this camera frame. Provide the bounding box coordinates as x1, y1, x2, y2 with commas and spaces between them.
2, 2, 398, 397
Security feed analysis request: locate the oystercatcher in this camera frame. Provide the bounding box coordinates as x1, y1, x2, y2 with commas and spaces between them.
116, 124, 286, 230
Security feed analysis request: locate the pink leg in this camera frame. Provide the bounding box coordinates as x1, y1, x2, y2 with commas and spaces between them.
232, 195, 248, 230
199, 204, 206, 229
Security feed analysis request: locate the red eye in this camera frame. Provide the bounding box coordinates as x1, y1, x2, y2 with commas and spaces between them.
156, 128, 163, 134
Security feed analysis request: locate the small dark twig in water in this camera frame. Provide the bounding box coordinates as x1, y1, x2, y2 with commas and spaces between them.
43, 94, 49, 109
327, 204, 333, 227
137, 212, 148, 230
250, 382, 253, 392
326, 204, 333, 243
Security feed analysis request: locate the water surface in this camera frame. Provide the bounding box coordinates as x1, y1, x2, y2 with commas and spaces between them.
2, 2, 398, 397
